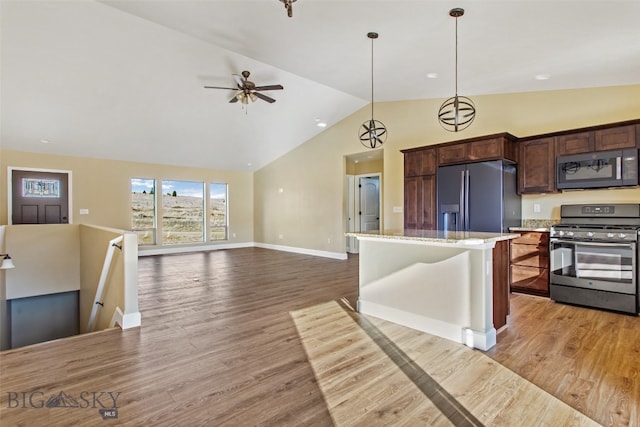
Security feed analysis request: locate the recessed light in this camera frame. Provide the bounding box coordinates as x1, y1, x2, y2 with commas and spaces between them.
535, 74, 551, 80
316, 122, 327, 128
426, 73, 438, 79
40, 139, 51, 144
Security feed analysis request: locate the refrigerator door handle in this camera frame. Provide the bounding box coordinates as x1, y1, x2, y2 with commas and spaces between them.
459, 170, 465, 232
465, 169, 470, 231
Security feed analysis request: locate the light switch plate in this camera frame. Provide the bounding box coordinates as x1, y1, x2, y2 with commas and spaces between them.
80, 208, 89, 215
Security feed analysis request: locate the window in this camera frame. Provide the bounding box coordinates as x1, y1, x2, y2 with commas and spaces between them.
161, 180, 204, 244
131, 178, 156, 245
210, 183, 228, 241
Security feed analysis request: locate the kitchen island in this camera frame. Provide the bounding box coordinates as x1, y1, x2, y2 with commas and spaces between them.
346, 229, 520, 350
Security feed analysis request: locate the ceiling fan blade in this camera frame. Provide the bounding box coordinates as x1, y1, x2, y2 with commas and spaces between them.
204, 86, 239, 90
229, 96, 239, 103
254, 92, 276, 103
254, 85, 284, 91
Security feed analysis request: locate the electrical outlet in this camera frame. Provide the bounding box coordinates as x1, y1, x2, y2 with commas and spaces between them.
393, 206, 403, 213
80, 208, 89, 215
533, 203, 541, 213
278, 234, 283, 239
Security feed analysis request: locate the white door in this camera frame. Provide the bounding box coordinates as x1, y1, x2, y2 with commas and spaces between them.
359, 176, 380, 232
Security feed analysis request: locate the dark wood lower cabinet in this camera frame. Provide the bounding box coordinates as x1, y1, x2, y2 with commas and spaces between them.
509, 231, 550, 297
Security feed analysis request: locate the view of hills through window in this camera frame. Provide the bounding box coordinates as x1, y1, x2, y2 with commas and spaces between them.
131, 179, 228, 245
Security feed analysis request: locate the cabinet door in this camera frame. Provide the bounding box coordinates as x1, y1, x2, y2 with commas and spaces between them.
404, 175, 436, 230
469, 138, 502, 161
419, 175, 436, 229
404, 152, 421, 177
438, 143, 468, 165
595, 125, 636, 151
556, 132, 595, 155
404, 177, 420, 228
518, 137, 556, 194
418, 149, 436, 175
404, 148, 436, 177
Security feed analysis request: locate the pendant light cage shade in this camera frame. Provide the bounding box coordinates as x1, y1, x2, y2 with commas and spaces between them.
438, 95, 476, 132
439, 8, 476, 132
359, 32, 387, 149
359, 119, 388, 148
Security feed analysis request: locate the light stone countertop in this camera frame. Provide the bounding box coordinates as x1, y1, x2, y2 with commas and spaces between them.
346, 229, 520, 245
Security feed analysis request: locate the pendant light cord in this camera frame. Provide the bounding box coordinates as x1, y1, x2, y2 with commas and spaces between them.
370, 35, 375, 119
455, 15, 458, 97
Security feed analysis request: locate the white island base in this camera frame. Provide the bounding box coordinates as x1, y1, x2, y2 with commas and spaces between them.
349, 230, 519, 351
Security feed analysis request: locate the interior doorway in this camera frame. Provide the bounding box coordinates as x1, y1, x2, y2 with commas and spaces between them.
9, 168, 72, 224
346, 173, 381, 253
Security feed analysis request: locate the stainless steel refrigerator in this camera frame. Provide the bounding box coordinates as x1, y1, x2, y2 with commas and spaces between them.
437, 160, 521, 233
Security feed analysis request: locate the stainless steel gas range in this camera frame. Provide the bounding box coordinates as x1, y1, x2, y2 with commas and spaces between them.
549, 204, 639, 314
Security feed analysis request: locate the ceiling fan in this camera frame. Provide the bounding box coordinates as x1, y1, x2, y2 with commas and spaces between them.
204, 71, 284, 104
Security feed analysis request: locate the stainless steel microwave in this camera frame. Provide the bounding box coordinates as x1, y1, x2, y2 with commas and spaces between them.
556, 149, 639, 190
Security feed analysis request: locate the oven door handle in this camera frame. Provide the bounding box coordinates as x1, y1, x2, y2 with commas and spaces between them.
550, 239, 636, 249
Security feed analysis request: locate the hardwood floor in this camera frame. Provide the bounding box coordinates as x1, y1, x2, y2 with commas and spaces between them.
486, 292, 640, 426
0, 247, 638, 426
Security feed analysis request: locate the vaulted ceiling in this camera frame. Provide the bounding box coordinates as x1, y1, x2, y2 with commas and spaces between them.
2, 1, 639, 171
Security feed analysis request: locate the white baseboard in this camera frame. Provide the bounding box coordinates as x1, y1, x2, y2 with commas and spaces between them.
139, 241, 347, 260
358, 299, 496, 351
139, 242, 253, 256
254, 242, 348, 260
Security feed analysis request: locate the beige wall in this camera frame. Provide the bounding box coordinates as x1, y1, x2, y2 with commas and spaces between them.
255, 84, 640, 253
2, 85, 639, 257
0, 151, 255, 249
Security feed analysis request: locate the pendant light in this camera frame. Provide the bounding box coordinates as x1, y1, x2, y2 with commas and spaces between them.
438, 8, 476, 132
359, 32, 387, 149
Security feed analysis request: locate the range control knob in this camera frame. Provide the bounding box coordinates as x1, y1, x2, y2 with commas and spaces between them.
558, 230, 565, 237
567, 231, 574, 237
607, 233, 615, 238
587, 232, 594, 238
619, 233, 627, 239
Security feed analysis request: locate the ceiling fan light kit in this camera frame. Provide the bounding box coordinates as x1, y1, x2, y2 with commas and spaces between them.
359, 32, 387, 149
438, 7, 476, 132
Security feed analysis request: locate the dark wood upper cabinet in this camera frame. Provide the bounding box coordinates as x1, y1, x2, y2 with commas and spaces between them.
403, 148, 437, 230
518, 137, 556, 194
437, 143, 468, 165
555, 132, 594, 155
595, 125, 636, 151
437, 134, 518, 166
404, 148, 436, 177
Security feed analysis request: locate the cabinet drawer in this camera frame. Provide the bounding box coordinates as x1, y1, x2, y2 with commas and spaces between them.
510, 266, 549, 295
512, 231, 549, 246
511, 244, 549, 267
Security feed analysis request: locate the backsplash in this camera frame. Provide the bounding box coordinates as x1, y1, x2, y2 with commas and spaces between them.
522, 219, 557, 229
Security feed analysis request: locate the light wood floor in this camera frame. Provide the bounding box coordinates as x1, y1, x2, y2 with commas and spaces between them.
0, 248, 638, 426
